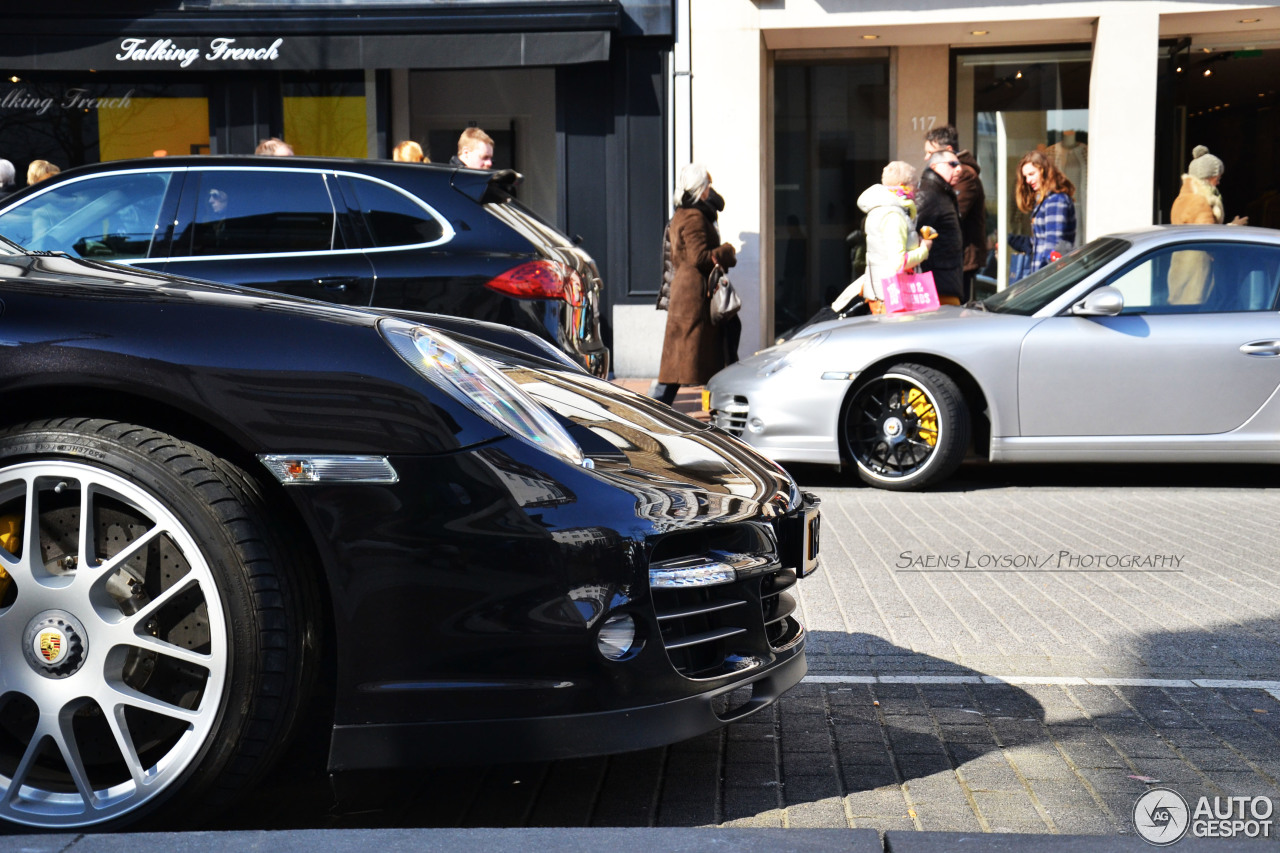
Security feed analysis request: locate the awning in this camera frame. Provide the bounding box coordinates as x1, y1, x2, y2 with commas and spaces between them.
0, 30, 612, 72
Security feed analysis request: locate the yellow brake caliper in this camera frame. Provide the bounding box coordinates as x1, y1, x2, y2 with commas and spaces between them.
0, 514, 19, 599
905, 388, 938, 446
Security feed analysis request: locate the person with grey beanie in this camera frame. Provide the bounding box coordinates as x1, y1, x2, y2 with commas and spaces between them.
1171, 145, 1247, 227
1168, 145, 1246, 305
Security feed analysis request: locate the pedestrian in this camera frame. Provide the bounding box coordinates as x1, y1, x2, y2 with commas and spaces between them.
925, 125, 986, 302
915, 150, 965, 305
27, 160, 59, 186
255, 137, 294, 156
393, 140, 429, 163
1167, 145, 1246, 305
0, 159, 16, 200
451, 128, 494, 170
653, 163, 736, 407
839, 160, 931, 314
1007, 149, 1076, 278
1171, 145, 1246, 226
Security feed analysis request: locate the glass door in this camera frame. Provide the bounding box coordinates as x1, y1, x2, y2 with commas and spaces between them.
955, 50, 1091, 292
773, 57, 889, 338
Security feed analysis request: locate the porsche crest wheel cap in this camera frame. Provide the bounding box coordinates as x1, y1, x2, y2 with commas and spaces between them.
24, 611, 88, 678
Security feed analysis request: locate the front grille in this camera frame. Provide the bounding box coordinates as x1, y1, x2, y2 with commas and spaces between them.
761, 569, 802, 648
648, 525, 803, 679
711, 395, 749, 436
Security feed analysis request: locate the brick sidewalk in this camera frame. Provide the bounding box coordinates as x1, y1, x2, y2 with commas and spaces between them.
206, 469, 1280, 837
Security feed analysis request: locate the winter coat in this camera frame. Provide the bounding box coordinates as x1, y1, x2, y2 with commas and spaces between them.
1170, 174, 1223, 225
655, 222, 675, 310
955, 150, 987, 273
657, 204, 736, 385
855, 183, 929, 301
1008, 191, 1076, 275
1168, 174, 1223, 305
915, 167, 964, 300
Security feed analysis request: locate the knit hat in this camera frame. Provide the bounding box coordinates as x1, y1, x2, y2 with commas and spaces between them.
1188, 145, 1224, 181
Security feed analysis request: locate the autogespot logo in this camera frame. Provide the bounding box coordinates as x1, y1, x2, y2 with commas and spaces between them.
1134, 788, 1190, 846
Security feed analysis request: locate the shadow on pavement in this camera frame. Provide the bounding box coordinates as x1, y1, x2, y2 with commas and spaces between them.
201, 639, 1045, 831
783, 460, 1280, 492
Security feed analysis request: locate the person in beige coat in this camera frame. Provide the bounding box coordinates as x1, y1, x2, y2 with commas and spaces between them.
1168, 145, 1246, 305
654, 163, 736, 406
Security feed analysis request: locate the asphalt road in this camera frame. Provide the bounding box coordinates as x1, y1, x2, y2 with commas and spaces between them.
160, 458, 1280, 841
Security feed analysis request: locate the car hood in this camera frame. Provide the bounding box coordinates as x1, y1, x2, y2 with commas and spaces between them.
503, 365, 803, 521
742, 305, 1035, 373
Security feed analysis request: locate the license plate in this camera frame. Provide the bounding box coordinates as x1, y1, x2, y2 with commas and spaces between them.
780, 493, 821, 578
801, 506, 820, 577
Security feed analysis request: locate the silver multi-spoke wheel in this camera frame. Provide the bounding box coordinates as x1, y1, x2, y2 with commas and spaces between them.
0, 461, 227, 828
0, 420, 314, 831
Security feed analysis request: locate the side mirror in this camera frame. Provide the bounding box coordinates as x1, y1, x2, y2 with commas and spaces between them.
1071, 285, 1124, 317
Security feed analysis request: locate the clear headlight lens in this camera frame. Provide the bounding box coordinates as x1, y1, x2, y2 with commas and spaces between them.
758, 331, 829, 377
380, 318, 587, 467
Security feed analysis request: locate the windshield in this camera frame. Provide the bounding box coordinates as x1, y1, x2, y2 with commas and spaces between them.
983, 237, 1130, 315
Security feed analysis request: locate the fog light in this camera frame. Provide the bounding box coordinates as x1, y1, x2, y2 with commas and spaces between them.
597, 613, 637, 660
748, 417, 765, 433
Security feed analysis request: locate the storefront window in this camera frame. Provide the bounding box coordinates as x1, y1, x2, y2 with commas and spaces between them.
0, 77, 209, 172
955, 50, 1091, 291
282, 77, 366, 158
774, 57, 889, 337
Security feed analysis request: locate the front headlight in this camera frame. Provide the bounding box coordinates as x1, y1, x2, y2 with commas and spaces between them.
380, 318, 588, 468
758, 331, 830, 377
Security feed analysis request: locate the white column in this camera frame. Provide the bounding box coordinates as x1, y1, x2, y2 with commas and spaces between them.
690, 2, 766, 350
1085, 5, 1160, 241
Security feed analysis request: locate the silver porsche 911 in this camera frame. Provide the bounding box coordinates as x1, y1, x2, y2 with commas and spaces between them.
707, 226, 1280, 490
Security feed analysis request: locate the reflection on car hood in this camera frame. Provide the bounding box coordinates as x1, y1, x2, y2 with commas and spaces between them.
505, 366, 803, 526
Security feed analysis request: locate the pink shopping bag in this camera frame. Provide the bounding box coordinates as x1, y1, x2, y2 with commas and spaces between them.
881, 270, 940, 314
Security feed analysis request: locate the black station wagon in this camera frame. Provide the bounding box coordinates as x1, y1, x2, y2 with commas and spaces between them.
0, 156, 610, 377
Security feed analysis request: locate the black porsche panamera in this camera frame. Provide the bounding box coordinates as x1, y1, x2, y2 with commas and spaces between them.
0, 243, 819, 830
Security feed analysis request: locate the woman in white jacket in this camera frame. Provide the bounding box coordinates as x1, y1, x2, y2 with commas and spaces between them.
835, 161, 933, 314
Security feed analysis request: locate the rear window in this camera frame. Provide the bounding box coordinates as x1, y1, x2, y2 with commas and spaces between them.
345, 177, 446, 248
179, 169, 336, 257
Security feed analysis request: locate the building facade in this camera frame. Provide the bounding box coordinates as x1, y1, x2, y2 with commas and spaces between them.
3, 2, 1278, 377
0, 0, 675, 369
649, 0, 1280, 366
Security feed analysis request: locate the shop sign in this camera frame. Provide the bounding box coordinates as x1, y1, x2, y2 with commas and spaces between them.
115, 37, 284, 68
0, 88, 135, 116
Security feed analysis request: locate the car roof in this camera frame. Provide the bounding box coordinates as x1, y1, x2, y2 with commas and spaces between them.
29, 155, 459, 179
1107, 224, 1280, 246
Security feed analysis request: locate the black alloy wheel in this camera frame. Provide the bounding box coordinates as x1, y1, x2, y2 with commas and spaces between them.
844, 363, 969, 491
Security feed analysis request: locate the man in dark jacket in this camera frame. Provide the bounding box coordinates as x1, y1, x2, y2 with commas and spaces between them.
915, 151, 964, 305
925, 125, 986, 302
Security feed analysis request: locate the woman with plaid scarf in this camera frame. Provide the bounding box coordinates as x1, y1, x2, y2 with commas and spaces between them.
1008, 149, 1077, 280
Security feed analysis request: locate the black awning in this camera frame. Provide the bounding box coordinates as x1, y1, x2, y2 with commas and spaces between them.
0, 30, 612, 72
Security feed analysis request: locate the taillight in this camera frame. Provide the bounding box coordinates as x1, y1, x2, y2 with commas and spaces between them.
485, 259, 584, 307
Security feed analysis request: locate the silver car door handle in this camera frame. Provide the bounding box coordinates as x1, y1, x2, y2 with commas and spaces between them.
1240, 340, 1280, 357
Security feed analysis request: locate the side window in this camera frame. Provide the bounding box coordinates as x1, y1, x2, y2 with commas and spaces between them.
0, 173, 171, 260
182, 170, 335, 256
345, 177, 445, 247
1107, 242, 1280, 314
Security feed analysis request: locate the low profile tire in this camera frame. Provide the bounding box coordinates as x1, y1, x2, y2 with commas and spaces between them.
0, 419, 314, 830
843, 364, 970, 491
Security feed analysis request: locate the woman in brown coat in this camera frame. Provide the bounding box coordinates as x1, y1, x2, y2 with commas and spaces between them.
654, 163, 736, 406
